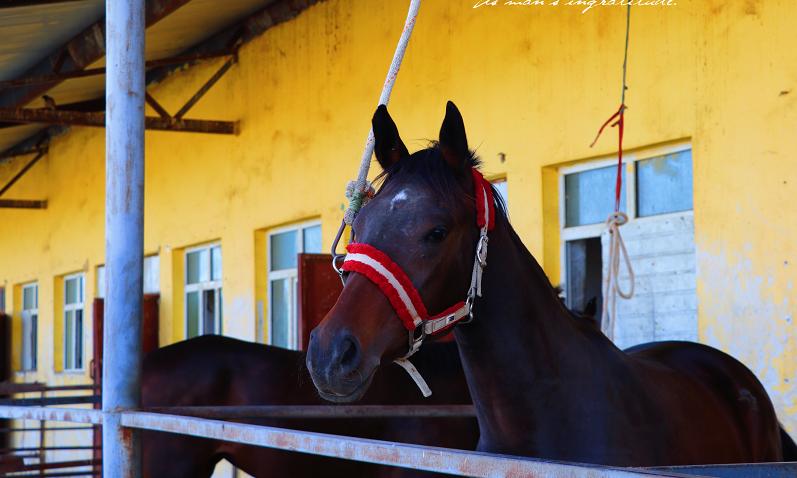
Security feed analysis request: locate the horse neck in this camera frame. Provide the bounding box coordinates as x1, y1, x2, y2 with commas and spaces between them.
453, 213, 597, 447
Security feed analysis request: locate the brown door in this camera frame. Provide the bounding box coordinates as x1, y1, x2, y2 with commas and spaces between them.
92, 295, 160, 476
92, 295, 160, 386
297, 254, 343, 351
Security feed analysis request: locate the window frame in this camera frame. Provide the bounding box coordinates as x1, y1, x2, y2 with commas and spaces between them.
97, 254, 160, 299
63, 273, 85, 372
20, 282, 38, 371
558, 142, 693, 301
184, 243, 223, 338
266, 220, 322, 350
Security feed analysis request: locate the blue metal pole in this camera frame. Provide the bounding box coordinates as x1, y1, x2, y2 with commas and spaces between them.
103, 0, 145, 475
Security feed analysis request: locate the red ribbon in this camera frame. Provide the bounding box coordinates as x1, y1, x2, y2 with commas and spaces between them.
590, 104, 626, 212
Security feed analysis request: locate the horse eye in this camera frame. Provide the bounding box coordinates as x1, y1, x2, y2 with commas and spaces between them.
424, 227, 448, 243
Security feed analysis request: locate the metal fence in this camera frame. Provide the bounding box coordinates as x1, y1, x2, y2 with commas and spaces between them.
0, 383, 99, 477
1, 402, 794, 478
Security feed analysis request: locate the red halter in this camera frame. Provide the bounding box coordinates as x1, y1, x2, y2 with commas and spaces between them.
342, 168, 495, 353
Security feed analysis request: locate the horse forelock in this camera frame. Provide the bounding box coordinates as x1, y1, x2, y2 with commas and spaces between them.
373, 143, 507, 219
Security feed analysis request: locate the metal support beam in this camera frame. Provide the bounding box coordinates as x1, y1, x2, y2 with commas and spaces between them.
0, 199, 47, 208
174, 56, 236, 119
144, 93, 171, 119
0, 406, 101, 424
143, 404, 477, 419
102, 0, 145, 475
0, 0, 88, 9
0, 148, 46, 196
0, 52, 232, 90
0, 108, 237, 134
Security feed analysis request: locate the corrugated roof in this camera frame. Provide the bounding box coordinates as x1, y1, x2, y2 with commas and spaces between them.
0, 0, 287, 157
0, 0, 104, 82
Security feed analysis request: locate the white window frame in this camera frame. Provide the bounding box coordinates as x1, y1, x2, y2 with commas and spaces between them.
63, 273, 85, 372
184, 243, 222, 338
558, 142, 693, 299
21, 282, 38, 371
97, 255, 160, 299
266, 220, 322, 350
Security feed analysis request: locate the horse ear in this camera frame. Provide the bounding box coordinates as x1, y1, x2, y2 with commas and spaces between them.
438, 101, 470, 174
372, 104, 409, 171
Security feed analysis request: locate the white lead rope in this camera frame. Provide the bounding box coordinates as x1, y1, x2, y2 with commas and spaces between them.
601, 211, 635, 341
339, 0, 426, 394
344, 0, 422, 225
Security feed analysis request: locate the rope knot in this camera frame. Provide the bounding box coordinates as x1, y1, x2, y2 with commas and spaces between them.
343, 180, 375, 225
606, 211, 629, 228
601, 210, 635, 341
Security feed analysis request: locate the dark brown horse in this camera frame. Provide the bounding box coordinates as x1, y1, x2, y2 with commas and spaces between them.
306, 102, 797, 466
141, 335, 477, 477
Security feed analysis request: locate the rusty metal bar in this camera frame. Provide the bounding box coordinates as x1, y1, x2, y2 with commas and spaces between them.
5, 459, 97, 472
144, 404, 476, 419
0, 199, 47, 209
5, 472, 96, 478
650, 462, 797, 478
173, 56, 236, 120
0, 108, 237, 135
0, 406, 101, 424
0, 426, 91, 433
0, 52, 232, 90
0, 384, 95, 394
120, 411, 683, 478
144, 93, 170, 119
1, 445, 96, 452
0, 396, 99, 406
0, 148, 46, 196
0, 0, 89, 9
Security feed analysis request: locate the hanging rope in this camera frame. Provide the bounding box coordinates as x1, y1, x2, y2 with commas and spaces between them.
591, 3, 634, 341
343, 0, 422, 225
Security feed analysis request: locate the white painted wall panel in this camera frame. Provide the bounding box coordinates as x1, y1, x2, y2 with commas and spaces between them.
603, 214, 697, 349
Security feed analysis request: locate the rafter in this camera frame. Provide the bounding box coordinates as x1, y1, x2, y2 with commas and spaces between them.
0, 108, 237, 134
0, 199, 47, 209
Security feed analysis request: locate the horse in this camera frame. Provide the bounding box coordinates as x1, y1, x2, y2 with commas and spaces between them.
141, 335, 478, 477
306, 101, 797, 466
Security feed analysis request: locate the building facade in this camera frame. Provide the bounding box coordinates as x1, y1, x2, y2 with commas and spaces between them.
1, 0, 795, 449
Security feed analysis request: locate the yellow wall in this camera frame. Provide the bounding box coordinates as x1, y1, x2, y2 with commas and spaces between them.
0, 0, 794, 432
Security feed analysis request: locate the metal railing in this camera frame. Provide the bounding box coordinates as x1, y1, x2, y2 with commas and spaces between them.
0, 383, 99, 477
0, 405, 686, 478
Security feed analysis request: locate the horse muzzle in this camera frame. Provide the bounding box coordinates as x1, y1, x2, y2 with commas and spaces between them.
306, 328, 376, 403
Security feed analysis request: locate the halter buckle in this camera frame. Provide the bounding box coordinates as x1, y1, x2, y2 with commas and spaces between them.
476, 233, 489, 267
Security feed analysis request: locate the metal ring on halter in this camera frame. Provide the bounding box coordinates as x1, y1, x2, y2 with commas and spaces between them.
404, 323, 426, 358
460, 293, 476, 325
476, 235, 489, 267
331, 219, 349, 285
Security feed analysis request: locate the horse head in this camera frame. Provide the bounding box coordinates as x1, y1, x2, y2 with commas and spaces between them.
307, 102, 495, 402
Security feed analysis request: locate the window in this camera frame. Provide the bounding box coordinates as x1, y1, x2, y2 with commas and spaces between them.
185, 244, 222, 338
559, 144, 696, 347
492, 178, 508, 207
21, 283, 38, 371
268, 222, 322, 349
635, 150, 693, 217
63, 274, 84, 371
564, 164, 626, 227
97, 255, 160, 299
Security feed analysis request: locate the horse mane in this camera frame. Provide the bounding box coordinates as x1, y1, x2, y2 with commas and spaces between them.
374, 143, 508, 219
373, 144, 602, 331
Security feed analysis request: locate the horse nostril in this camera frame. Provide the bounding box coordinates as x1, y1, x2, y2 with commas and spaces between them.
337, 335, 362, 374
